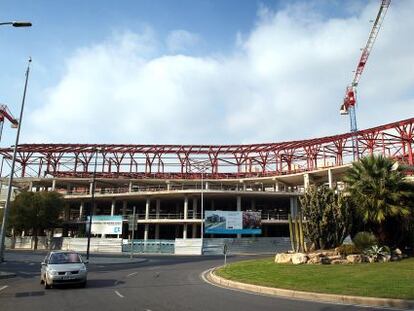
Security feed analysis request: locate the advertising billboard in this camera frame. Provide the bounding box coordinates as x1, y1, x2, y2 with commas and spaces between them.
87, 215, 123, 235
204, 211, 261, 234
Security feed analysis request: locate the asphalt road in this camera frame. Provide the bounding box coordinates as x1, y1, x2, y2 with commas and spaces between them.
0, 251, 387, 311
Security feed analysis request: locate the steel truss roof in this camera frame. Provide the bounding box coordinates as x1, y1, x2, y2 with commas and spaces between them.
0, 117, 413, 179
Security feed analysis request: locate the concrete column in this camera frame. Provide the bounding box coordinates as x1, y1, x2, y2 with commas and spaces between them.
111, 199, 116, 216
89, 182, 93, 195
274, 181, 279, 192
184, 196, 188, 220
128, 181, 133, 192
167, 182, 171, 191
122, 201, 127, 216
155, 225, 160, 239
156, 199, 161, 219
243, 183, 247, 191
28, 181, 33, 192
328, 168, 333, 189
52, 179, 56, 191
144, 224, 149, 241
237, 195, 242, 238
303, 173, 310, 190
183, 224, 187, 239
192, 224, 197, 238
290, 196, 298, 217
145, 198, 150, 220
205, 181, 209, 190
79, 201, 84, 220
192, 198, 198, 219
183, 196, 189, 239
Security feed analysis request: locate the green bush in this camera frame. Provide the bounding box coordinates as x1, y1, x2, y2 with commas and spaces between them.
336, 244, 360, 256
353, 231, 377, 251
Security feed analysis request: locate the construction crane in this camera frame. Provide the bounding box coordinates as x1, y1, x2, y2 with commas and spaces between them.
340, 0, 391, 159
0, 104, 19, 142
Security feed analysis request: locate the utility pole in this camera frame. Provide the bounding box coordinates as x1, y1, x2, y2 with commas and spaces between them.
86, 147, 99, 260
130, 206, 136, 259
0, 58, 31, 262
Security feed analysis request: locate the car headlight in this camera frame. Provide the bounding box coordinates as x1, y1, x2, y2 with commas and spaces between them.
47, 269, 58, 276
79, 265, 87, 272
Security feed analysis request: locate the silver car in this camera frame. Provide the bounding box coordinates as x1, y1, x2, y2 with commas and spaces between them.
40, 251, 88, 289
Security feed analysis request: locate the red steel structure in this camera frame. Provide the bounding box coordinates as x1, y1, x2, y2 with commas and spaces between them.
0, 104, 19, 142
0, 117, 412, 179
340, 0, 391, 115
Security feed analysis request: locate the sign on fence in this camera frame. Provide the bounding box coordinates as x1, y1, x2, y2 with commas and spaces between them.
87, 216, 123, 235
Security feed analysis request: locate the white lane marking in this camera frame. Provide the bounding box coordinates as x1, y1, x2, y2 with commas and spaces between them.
28, 263, 35, 266
19, 271, 38, 275
114, 290, 124, 298
114, 280, 120, 286
0, 285, 8, 292
126, 272, 138, 278
145, 309, 152, 311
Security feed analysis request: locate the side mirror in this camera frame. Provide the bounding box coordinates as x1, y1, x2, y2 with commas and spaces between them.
83, 260, 89, 264
41, 262, 47, 266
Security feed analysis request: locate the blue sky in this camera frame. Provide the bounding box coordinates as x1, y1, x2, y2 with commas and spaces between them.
0, 0, 412, 145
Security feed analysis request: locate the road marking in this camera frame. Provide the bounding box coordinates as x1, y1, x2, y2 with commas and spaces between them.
0, 285, 8, 292
114, 290, 124, 298
114, 280, 120, 286
19, 271, 38, 275
28, 263, 35, 266
126, 272, 138, 278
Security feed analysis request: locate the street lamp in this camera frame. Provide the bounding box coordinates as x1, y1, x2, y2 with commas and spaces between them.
86, 147, 99, 260
0, 58, 32, 262
0, 21, 32, 27
190, 161, 209, 252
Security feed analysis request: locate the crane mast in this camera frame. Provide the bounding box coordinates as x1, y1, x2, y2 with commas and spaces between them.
340, 0, 391, 159
0, 104, 19, 142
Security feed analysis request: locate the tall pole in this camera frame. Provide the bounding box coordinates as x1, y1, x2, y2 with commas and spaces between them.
0, 58, 31, 262
86, 148, 99, 260
130, 205, 136, 259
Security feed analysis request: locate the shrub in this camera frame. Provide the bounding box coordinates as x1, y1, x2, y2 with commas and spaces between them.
336, 244, 360, 256
365, 245, 390, 261
353, 231, 377, 251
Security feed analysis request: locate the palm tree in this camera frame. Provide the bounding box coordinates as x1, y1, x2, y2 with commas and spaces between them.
344, 154, 414, 244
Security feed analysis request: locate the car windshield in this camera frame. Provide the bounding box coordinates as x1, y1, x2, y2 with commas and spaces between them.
49, 252, 82, 264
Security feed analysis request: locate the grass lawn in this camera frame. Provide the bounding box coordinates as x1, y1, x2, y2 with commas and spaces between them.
216, 258, 414, 300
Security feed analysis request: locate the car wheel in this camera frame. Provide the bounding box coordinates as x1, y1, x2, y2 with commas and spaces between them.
40, 277, 44, 284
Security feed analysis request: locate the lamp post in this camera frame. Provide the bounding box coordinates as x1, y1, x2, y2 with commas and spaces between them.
0, 21, 32, 27
0, 58, 31, 262
86, 147, 99, 260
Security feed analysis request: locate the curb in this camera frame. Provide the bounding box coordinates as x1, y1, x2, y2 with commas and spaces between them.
206, 267, 414, 310
0, 272, 16, 280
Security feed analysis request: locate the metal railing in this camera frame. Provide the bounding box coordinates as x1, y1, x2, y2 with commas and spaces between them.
122, 239, 175, 254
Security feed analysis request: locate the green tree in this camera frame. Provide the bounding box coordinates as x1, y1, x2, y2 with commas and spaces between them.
9, 191, 65, 249
344, 154, 414, 246
300, 185, 351, 250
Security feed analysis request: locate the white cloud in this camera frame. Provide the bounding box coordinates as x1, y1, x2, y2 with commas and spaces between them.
26, 1, 414, 145
166, 30, 200, 53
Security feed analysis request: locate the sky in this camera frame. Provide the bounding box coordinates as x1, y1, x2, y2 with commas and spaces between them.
0, 0, 413, 146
